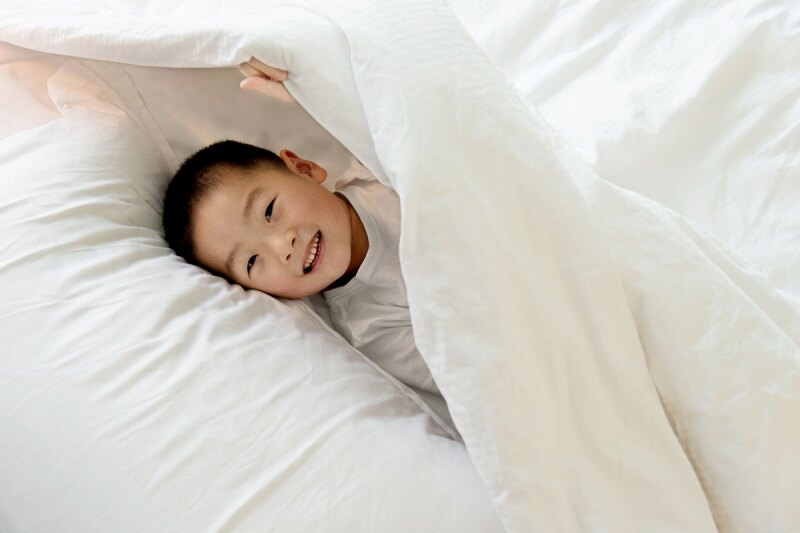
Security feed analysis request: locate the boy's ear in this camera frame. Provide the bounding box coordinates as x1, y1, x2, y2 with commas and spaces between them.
279, 149, 328, 183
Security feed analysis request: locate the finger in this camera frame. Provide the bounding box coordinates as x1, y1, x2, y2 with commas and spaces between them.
246, 56, 288, 81
240, 76, 295, 103
239, 62, 269, 80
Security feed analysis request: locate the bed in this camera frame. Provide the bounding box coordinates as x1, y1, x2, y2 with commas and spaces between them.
1, 1, 797, 531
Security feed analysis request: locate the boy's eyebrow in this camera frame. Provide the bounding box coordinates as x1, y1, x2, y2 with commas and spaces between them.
225, 246, 238, 277
225, 186, 263, 276
244, 186, 262, 222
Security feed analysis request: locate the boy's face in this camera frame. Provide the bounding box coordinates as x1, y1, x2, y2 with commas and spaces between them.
191, 150, 354, 299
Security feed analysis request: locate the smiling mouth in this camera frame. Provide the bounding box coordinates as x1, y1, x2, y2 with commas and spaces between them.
303, 231, 322, 274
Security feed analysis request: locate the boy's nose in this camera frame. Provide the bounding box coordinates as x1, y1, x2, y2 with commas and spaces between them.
266, 229, 297, 264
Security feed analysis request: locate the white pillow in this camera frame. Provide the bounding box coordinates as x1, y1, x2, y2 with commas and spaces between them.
0, 61, 502, 532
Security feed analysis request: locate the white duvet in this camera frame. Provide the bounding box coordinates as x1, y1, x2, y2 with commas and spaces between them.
1, 1, 798, 532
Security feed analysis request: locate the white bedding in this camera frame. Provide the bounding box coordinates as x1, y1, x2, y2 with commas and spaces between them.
450, 0, 800, 306
1, 1, 798, 532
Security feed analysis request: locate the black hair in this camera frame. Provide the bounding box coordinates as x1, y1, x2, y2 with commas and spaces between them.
162, 139, 283, 264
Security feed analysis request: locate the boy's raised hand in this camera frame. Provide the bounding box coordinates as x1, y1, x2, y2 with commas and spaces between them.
238, 56, 295, 103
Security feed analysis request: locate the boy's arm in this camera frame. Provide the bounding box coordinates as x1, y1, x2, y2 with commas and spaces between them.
239, 56, 295, 102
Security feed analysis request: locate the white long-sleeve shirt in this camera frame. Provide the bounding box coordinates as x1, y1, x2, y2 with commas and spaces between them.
323, 159, 440, 397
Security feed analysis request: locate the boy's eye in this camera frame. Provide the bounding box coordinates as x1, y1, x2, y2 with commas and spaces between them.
265, 199, 275, 222
247, 254, 258, 274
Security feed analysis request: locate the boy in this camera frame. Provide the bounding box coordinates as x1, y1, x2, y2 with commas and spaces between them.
162, 59, 440, 398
